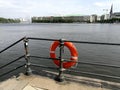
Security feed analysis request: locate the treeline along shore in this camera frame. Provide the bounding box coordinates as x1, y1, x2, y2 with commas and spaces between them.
32, 16, 120, 23
32, 16, 90, 23
1, 16, 120, 23
0, 17, 20, 23
32, 18, 120, 23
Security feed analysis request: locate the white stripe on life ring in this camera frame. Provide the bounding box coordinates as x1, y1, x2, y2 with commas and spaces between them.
50, 51, 55, 53
71, 56, 78, 60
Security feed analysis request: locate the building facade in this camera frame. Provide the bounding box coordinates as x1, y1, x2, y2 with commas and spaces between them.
90, 14, 97, 23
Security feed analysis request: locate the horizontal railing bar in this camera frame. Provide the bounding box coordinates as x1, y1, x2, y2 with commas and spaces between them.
30, 55, 60, 60
67, 40, 120, 46
27, 37, 58, 41
30, 56, 120, 68
27, 37, 120, 46
0, 55, 25, 69
30, 56, 80, 63
30, 55, 79, 62
67, 70, 120, 80
0, 37, 24, 54
30, 56, 56, 60
31, 64, 58, 70
0, 64, 25, 77
79, 62, 120, 68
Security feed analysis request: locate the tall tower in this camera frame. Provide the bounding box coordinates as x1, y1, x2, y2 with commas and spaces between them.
110, 4, 113, 19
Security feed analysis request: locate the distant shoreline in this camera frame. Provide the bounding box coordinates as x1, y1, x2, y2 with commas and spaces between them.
0, 23, 120, 25
0, 17, 20, 23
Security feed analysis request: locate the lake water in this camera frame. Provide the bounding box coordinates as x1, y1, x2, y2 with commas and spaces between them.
0, 23, 120, 81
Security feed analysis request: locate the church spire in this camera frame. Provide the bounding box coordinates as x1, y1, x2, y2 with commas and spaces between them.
110, 4, 113, 18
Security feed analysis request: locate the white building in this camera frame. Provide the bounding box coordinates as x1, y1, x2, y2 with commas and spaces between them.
97, 16, 101, 21
90, 15, 97, 23
20, 18, 31, 23
104, 14, 110, 20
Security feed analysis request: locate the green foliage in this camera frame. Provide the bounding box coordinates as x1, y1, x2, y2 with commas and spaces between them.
32, 18, 74, 23
32, 17, 84, 23
0, 17, 20, 23
32, 16, 120, 23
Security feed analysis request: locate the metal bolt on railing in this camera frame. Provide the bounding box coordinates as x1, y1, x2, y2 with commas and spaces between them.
23, 37, 32, 75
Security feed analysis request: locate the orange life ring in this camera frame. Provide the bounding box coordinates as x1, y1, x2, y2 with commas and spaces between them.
50, 41, 78, 69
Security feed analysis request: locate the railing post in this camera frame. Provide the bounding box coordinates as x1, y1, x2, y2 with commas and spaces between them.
23, 37, 32, 75
55, 39, 65, 82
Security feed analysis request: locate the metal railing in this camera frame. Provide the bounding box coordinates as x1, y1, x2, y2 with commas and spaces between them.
0, 37, 120, 82
0, 37, 26, 78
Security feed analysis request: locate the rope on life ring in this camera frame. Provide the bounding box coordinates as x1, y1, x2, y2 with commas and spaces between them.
50, 41, 78, 69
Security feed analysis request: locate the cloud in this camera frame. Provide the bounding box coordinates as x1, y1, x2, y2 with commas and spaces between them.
0, 0, 26, 9
0, 0, 83, 13
94, 2, 108, 7
94, 1, 111, 7
0, 0, 16, 8
94, 0, 120, 7
0, 0, 119, 18
94, 0, 120, 12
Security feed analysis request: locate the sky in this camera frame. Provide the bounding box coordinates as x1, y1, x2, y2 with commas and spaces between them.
0, 0, 120, 18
